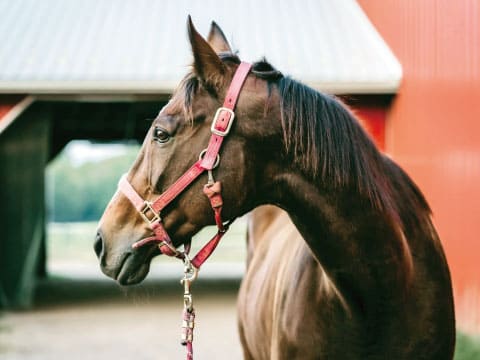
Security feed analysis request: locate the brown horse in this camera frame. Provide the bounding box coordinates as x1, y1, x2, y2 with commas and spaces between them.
95, 19, 455, 359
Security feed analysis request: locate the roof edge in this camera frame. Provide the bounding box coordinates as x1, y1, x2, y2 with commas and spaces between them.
0, 78, 402, 96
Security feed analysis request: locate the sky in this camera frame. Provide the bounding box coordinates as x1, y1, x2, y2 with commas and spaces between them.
63, 140, 137, 166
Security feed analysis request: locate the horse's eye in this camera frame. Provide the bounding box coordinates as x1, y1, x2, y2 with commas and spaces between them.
153, 127, 170, 143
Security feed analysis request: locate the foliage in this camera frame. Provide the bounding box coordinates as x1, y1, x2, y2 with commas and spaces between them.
46, 144, 139, 222
455, 332, 480, 360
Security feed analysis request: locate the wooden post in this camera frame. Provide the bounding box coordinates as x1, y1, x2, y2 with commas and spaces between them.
0, 103, 50, 309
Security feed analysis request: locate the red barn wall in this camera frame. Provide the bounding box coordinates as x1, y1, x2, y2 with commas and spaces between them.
0, 96, 23, 123
355, 105, 386, 151
358, 0, 480, 332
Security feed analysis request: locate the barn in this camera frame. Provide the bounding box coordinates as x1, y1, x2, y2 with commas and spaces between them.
0, 0, 421, 312
358, 0, 480, 333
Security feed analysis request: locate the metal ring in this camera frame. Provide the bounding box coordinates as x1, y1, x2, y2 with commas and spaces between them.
198, 149, 220, 169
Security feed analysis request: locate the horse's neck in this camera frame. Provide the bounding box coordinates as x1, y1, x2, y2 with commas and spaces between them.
271, 171, 410, 309
247, 206, 344, 300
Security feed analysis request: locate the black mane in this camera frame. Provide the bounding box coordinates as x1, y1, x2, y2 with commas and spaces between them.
179, 56, 429, 220
277, 76, 391, 209
253, 61, 431, 243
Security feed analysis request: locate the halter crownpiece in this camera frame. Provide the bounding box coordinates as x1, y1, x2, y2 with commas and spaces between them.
118, 61, 252, 360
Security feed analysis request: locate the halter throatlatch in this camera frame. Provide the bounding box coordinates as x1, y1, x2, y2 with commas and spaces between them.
118, 62, 252, 360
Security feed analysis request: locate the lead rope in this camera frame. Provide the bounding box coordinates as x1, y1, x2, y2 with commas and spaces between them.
178, 171, 229, 360
181, 256, 197, 360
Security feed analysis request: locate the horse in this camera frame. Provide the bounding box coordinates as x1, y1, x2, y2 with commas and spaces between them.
95, 18, 455, 359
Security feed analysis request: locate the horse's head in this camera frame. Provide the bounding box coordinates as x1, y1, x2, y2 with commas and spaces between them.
95, 18, 284, 284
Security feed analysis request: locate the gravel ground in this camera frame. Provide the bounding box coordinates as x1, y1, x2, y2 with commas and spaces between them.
0, 278, 244, 360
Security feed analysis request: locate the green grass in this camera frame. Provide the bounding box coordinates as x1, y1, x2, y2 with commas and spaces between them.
456, 332, 480, 360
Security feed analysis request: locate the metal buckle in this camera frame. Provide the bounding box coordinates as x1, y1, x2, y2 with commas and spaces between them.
159, 240, 181, 256
211, 107, 235, 136
140, 201, 160, 224
181, 255, 198, 311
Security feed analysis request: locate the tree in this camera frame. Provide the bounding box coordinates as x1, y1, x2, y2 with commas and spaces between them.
46, 144, 139, 222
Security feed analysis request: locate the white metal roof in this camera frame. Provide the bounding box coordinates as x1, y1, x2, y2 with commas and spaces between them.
0, 0, 402, 94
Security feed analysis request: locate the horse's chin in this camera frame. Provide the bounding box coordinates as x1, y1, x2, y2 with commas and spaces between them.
114, 247, 159, 286
116, 256, 150, 285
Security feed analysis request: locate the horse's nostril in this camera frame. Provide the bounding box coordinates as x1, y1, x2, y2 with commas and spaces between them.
94, 231, 104, 259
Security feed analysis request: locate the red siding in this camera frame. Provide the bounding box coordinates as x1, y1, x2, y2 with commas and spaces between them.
0, 96, 27, 126
0, 103, 15, 122
359, 0, 480, 333
355, 106, 386, 151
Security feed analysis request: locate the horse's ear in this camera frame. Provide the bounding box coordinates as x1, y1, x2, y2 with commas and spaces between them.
187, 16, 226, 88
207, 21, 232, 53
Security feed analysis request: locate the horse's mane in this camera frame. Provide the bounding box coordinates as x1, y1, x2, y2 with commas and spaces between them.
288, 80, 426, 219
253, 59, 430, 220
278, 76, 390, 207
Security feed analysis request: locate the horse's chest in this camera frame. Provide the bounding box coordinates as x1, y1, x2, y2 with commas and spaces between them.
238, 240, 348, 359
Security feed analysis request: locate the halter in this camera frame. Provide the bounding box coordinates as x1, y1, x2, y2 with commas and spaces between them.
118, 62, 252, 360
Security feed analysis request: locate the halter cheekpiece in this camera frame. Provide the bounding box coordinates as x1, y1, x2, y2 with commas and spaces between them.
118, 62, 252, 360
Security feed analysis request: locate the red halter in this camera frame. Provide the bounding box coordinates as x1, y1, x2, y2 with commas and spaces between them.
118, 61, 251, 267
118, 62, 252, 360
